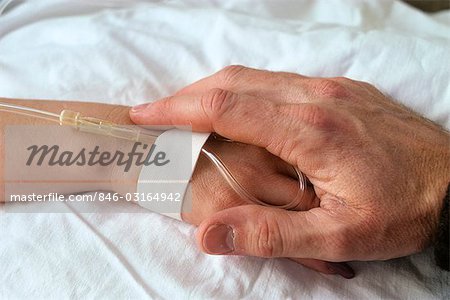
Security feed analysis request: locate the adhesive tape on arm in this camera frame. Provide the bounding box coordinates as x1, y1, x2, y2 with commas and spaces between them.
136, 129, 209, 221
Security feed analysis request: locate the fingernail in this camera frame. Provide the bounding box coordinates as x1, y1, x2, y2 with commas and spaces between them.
203, 224, 235, 254
131, 103, 150, 113
327, 262, 355, 279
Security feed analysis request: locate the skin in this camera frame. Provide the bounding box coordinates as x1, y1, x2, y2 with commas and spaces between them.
0, 97, 347, 277
130, 66, 450, 268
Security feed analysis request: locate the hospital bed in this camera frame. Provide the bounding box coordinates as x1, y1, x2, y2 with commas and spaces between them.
1, 0, 449, 298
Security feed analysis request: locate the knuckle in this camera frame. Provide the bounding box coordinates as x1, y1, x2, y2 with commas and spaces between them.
253, 211, 285, 257
332, 76, 352, 84
358, 80, 375, 90
201, 88, 236, 120
353, 78, 375, 90
154, 97, 176, 120
158, 96, 175, 111
358, 80, 385, 96
219, 65, 248, 86
314, 78, 349, 98
298, 104, 334, 130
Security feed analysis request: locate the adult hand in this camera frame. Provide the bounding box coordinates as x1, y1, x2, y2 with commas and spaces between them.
130, 66, 449, 269
188, 138, 356, 277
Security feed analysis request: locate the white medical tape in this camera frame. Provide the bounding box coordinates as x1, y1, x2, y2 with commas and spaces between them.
136, 129, 209, 221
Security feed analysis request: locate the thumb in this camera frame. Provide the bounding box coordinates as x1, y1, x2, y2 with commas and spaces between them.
196, 204, 335, 260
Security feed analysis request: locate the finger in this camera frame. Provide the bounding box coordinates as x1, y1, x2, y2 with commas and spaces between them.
289, 258, 355, 279
130, 89, 318, 164
175, 65, 312, 103
195, 204, 345, 261
130, 89, 345, 179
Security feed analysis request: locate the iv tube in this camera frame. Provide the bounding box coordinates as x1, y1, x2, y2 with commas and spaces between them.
0, 102, 60, 122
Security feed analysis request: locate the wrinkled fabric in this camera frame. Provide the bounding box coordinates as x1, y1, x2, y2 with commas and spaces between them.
0, 0, 449, 298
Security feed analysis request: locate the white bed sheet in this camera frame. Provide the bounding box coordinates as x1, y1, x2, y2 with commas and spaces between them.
1, 0, 449, 298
